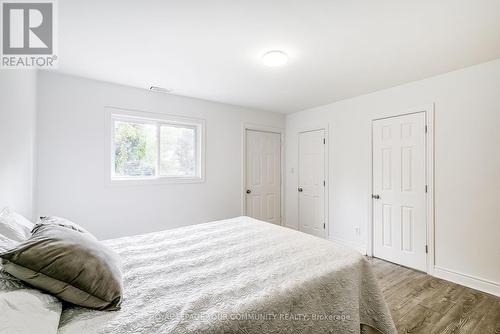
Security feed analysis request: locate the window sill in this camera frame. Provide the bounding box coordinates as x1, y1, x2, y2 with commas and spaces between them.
106, 176, 205, 187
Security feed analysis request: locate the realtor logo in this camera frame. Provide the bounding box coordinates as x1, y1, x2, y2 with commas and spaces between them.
1, 1, 57, 68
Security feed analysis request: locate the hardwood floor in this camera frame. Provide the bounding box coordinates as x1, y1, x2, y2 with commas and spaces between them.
369, 257, 500, 334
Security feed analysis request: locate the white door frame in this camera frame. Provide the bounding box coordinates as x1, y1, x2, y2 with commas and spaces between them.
297, 126, 330, 238
242, 123, 285, 225
368, 104, 435, 274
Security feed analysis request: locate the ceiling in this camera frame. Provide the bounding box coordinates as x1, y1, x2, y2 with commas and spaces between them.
56, 0, 500, 113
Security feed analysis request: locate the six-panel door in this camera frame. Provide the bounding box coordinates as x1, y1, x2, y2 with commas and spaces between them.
298, 129, 326, 238
245, 130, 281, 225
372, 112, 427, 271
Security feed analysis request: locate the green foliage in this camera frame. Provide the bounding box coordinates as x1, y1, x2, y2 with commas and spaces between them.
114, 121, 156, 176
113, 121, 196, 178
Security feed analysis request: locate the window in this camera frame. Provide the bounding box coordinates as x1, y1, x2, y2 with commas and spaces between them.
108, 108, 204, 184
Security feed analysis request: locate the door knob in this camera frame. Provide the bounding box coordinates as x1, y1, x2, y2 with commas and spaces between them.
298, 187, 303, 192
372, 194, 380, 199
246, 189, 252, 194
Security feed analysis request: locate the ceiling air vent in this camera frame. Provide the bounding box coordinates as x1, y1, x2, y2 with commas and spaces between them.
149, 86, 172, 94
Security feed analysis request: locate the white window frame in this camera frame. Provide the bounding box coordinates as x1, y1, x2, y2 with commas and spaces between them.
105, 107, 205, 185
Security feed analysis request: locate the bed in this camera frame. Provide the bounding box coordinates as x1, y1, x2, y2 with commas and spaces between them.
57, 216, 396, 334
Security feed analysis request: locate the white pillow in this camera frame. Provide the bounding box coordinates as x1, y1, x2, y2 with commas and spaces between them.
0, 234, 17, 253
0, 208, 34, 242
0, 289, 62, 334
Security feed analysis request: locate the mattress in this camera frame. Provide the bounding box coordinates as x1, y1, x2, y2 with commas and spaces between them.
57, 216, 396, 334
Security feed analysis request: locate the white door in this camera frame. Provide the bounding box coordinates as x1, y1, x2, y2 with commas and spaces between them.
298, 129, 326, 238
245, 130, 281, 225
372, 112, 427, 271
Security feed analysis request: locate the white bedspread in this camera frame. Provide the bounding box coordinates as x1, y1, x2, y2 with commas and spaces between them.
57, 217, 396, 334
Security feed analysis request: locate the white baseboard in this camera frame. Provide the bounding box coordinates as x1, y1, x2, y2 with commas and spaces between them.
283, 224, 298, 230
432, 266, 500, 297
332, 238, 367, 255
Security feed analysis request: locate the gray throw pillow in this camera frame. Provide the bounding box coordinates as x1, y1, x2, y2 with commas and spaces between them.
35, 216, 95, 237
0, 224, 123, 311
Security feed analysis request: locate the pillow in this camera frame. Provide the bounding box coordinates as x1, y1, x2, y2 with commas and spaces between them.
34, 216, 95, 239
0, 235, 26, 293
0, 223, 123, 311
0, 265, 27, 291
0, 289, 62, 334
0, 207, 34, 242
0, 233, 17, 253
1, 261, 62, 334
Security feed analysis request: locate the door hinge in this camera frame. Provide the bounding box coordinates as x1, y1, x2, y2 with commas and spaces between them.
425, 125, 428, 133
425, 245, 428, 253
323, 223, 326, 229
425, 185, 428, 193
323, 180, 326, 187
323, 138, 326, 144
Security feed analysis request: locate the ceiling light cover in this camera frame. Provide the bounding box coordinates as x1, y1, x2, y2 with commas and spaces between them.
261, 50, 288, 67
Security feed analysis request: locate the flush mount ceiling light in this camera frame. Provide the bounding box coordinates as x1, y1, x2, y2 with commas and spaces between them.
261, 50, 288, 67
149, 86, 172, 94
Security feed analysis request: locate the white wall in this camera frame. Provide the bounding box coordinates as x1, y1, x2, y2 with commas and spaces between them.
36, 72, 285, 239
0, 71, 37, 219
286, 58, 500, 294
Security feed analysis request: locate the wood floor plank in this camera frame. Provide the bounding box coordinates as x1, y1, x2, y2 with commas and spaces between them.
404, 275, 445, 303
386, 293, 423, 323
369, 257, 500, 334
473, 300, 500, 334
376, 264, 401, 281
384, 271, 425, 300
381, 269, 415, 292
396, 304, 442, 334
430, 303, 486, 334
419, 282, 466, 314
456, 288, 496, 311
